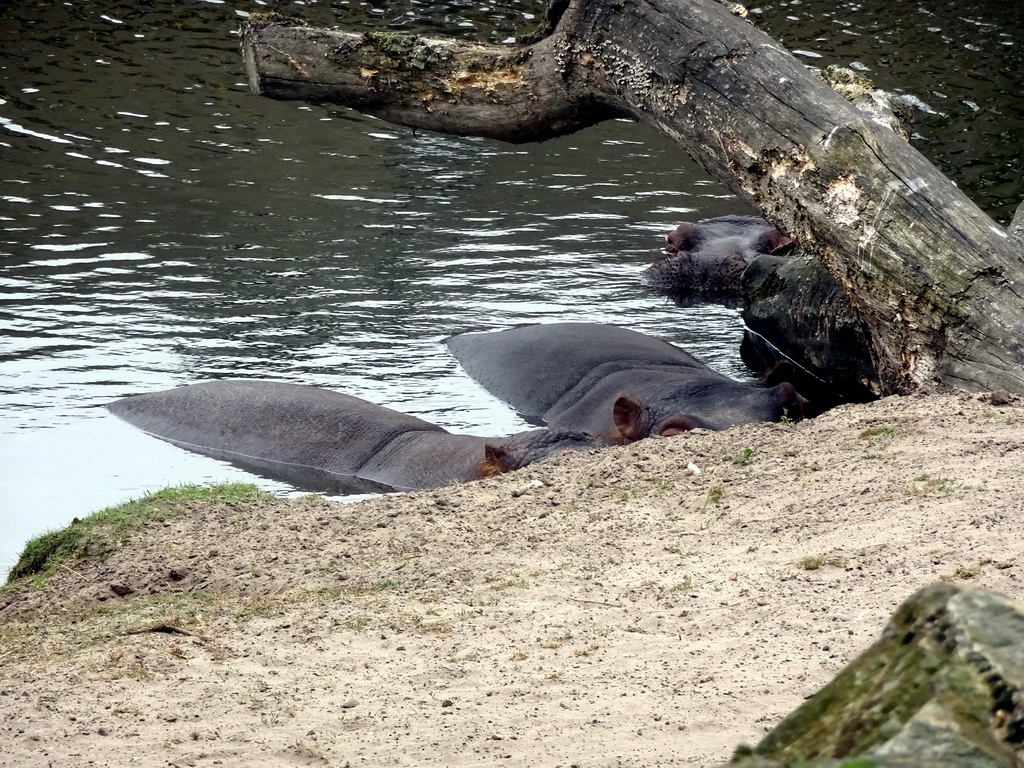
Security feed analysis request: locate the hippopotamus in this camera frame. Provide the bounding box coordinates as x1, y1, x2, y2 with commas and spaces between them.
445, 323, 811, 443
107, 380, 602, 495
643, 215, 794, 306
642, 215, 878, 407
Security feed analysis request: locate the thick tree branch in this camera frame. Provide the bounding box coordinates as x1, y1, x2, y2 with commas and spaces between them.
242, 18, 625, 143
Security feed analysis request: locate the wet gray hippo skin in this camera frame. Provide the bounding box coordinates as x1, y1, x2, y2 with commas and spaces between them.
643, 215, 793, 306
445, 323, 810, 443
108, 380, 601, 494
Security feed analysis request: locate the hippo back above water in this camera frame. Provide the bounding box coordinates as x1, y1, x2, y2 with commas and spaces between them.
446, 322, 810, 443
108, 380, 601, 494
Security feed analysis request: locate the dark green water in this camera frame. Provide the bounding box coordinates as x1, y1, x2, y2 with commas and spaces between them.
0, 0, 1020, 576
757, 0, 1023, 222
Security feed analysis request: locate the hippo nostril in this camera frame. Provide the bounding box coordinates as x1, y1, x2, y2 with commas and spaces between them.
657, 413, 712, 436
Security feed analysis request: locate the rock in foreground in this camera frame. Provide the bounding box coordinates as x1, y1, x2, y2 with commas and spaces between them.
729, 584, 1024, 768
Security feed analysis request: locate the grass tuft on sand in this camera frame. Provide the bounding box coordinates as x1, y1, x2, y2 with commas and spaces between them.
6, 483, 273, 585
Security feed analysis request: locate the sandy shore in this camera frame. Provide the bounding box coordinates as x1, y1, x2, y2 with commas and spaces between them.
1, 391, 1022, 767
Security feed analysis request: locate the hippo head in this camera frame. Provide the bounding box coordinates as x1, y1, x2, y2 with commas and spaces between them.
479, 428, 603, 476
664, 216, 794, 258
645, 216, 794, 307
608, 380, 810, 444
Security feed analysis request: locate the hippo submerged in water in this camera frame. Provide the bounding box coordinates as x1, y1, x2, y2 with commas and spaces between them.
445, 322, 811, 443
642, 214, 879, 407
643, 215, 794, 306
108, 380, 602, 494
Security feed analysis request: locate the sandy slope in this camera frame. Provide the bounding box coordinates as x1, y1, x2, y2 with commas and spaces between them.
1, 392, 1022, 767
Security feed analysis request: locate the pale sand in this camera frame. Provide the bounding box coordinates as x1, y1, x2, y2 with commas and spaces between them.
1, 392, 1021, 767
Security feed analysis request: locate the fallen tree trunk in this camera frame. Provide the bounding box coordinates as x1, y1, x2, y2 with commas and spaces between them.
241, 1, 1024, 396
1012, 200, 1024, 242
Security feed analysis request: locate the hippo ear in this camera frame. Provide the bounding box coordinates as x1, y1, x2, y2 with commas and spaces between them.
480, 443, 515, 478
756, 228, 795, 255
665, 223, 699, 254
612, 395, 647, 443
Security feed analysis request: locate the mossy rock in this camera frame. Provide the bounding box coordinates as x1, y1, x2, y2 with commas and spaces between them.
725, 584, 1024, 768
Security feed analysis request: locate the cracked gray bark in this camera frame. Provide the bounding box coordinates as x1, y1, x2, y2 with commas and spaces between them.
1012, 200, 1024, 243
241, 0, 1024, 396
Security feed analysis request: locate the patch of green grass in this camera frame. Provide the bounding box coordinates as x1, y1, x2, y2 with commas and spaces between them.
657, 577, 696, 597
6, 484, 274, 585
797, 554, 846, 571
732, 446, 757, 466
858, 424, 906, 451
412, 615, 454, 635
109, 589, 221, 632
260, 710, 282, 726
858, 424, 906, 458
463, 595, 500, 608
579, 563, 604, 580
0, 589, 224, 666
791, 460, 824, 475
371, 578, 402, 592
664, 544, 692, 556
541, 632, 573, 649
798, 555, 826, 570
859, 425, 904, 439
951, 563, 981, 580
488, 577, 529, 591
704, 485, 724, 506
573, 642, 600, 658
641, 473, 673, 497
233, 600, 279, 623
905, 473, 959, 496
341, 616, 371, 631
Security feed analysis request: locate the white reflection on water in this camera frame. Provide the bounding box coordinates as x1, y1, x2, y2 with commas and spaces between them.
0, 416, 295, 577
